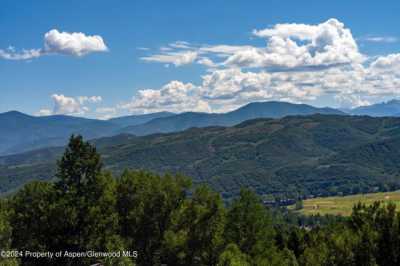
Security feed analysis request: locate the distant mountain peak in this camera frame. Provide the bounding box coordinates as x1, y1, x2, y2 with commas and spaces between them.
387, 99, 400, 105
350, 98, 400, 117
0, 110, 32, 117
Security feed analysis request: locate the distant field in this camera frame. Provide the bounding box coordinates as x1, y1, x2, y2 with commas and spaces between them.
289, 190, 400, 216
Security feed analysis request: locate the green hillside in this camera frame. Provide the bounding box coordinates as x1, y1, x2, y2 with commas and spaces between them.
2, 114, 400, 198
0, 101, 345, 156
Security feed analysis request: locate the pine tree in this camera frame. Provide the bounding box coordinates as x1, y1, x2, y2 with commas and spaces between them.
0, 199, 18, 266
53, 135, 123, 265
163, 185, 226, 265
116, 170, 191, 266
10, 181, 57, 265
224, 189, 275, 258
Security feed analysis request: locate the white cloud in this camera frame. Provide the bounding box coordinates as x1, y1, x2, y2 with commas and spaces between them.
121, 68, 328, 114
197, 57, 217, 67
1, 29, 108, 60
141, 44, 256, 68
78, 96, 103, 104
0, 47, 42, 60
124, 54, 400, 113
96, 107, 117, 113
199, 45, 255, 57
229, 18, 364, 69
201, 68, 270, 100
134, 18, 400, 111
361, 36, 398, 43
199, 68, 326, 112
120, 81, 211, 113
37, 94, 103, 116
35, 109, 52, 116
43, 29, 108, 56
334, 94, 371, 108
369, 53, 400, 72
253, 22, 317, 39
141, 51, 198, 66
169, 41, 191, 49
25, 19, 400, 116
52, 94, 85, 115
95, 107, 118, 120
141, 19, 363, 72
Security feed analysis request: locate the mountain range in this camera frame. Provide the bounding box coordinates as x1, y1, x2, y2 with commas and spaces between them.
118, 101, 344, 136
0, 101, 344, 156
0, 111, 117, 156
349, 99, 400, 117
2, 114, 400, 198
2, 99, 400, 196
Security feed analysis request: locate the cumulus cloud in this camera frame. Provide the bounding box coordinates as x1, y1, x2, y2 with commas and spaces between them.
126, 54, 400, 113
43, 29, 108, 56
121, 68, 327, 114
199, 68, 330, 112
334, 94, 371, 108
358, 54, 400, 99
141, 19, 363, 72
1, 29, 108, 60
233, 18, 364, 69
36, 94, 103, 116
120, 81, 211, 113
29, 19, 400, 116
52, 94, 86, 115
369, 53, 400, 72
134, 18, 400, 111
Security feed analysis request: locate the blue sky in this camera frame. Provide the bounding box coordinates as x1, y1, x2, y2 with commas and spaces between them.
1, 0, 400, 118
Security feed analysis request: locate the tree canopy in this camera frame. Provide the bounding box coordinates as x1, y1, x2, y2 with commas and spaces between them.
3, 135, 400, 265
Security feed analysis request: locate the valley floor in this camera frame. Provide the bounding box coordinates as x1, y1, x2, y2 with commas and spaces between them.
290, 190, 400, 216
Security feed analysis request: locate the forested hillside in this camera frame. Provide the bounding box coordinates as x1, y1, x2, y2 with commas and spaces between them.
0, 101, 344, 156
2, 115, 400, 198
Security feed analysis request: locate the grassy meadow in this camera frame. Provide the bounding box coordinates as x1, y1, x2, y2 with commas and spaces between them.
290, 190, 400, 216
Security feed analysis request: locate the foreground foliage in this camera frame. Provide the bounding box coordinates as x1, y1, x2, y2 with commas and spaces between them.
1, 136, 400, 265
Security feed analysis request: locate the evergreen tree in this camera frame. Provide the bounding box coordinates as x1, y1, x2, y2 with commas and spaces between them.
0, 199, 18, 266
117, 170, 190, 266
10, 181, 57, 265
217, 243, 250, 266
53, 135, 124, 265
52, 135, 103, 254
163, 185, 226, 265
374, 203, 399, 265
224, 189, 275, 259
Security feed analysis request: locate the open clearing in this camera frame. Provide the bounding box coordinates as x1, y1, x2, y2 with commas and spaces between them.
289, 190, 400, 216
